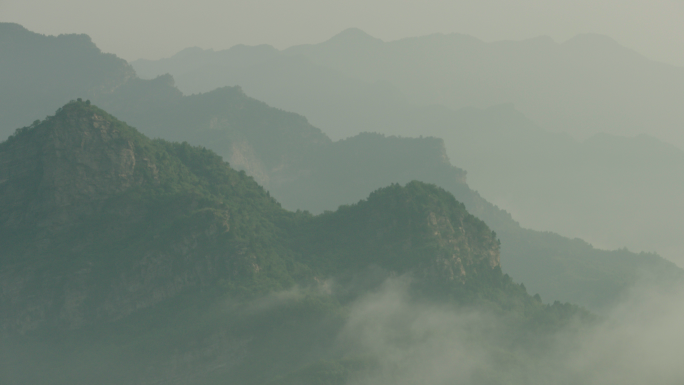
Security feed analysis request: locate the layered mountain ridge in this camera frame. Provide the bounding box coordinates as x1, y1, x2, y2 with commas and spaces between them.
129, 26, 684, 268
1, 22, 682, 313
0, 101, 567, 384
0, 101, 512, 334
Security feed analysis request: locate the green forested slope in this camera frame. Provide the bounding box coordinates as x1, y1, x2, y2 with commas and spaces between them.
0, 101, 581, 384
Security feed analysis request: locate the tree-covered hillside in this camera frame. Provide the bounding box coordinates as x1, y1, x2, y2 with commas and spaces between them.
0, 101, 582, 384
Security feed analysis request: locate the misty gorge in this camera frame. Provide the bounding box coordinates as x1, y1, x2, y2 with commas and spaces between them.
2, 3, 684, 384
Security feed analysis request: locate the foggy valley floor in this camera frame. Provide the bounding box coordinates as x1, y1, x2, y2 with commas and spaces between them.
1, 21, 684, 384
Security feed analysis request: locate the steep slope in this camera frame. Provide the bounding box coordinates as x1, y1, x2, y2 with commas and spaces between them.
266, 132, 682, 310
294, 181, 499, 281
0, 23, 135, 139
1, 101, 564, 385
0, 100, 298, 335
98, 83, 331, 186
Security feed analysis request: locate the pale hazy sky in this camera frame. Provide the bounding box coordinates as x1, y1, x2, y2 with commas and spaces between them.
2, 0, 684, 65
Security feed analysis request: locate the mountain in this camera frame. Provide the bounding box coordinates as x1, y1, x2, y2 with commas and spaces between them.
2, 23, 682, 312
0, 23, 135, 139
441, 117, 684, 262
91, 76, 683, 310
133, 28, 684, 146
130, 30, 684, 266
132, 41, 413, 141
0, 100, 291, 332
97, 78, 332, 185
0, 101, 570, 384
285, 29, 684, 146
129, 31, 475, 147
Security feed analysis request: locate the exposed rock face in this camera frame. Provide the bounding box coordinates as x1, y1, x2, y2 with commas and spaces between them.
366, 182, 501, 281
425, 207, 500, 282
297, 181, 501, 288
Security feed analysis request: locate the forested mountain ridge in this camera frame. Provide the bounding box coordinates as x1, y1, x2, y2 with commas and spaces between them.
0, 100, 291, 333
0, 101, 512, 329
0, 101, 574, 384
1, 23, 682, 312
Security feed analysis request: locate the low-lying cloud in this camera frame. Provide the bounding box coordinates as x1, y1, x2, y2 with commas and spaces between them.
334, 277, 684, 385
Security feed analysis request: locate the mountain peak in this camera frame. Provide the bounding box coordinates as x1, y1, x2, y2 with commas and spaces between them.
0, 100, 157, 232
303, 181, 500, 284
7, 99, 146, 151
324, 27, 383, 46
0, 22, 31, 35
171, 46, 210, 59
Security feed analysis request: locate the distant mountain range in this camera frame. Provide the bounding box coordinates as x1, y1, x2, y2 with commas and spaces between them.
134, 27, 684, 145
0, 22, 681, 313
130, 28, 684, 265
288, 28, 684, 146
